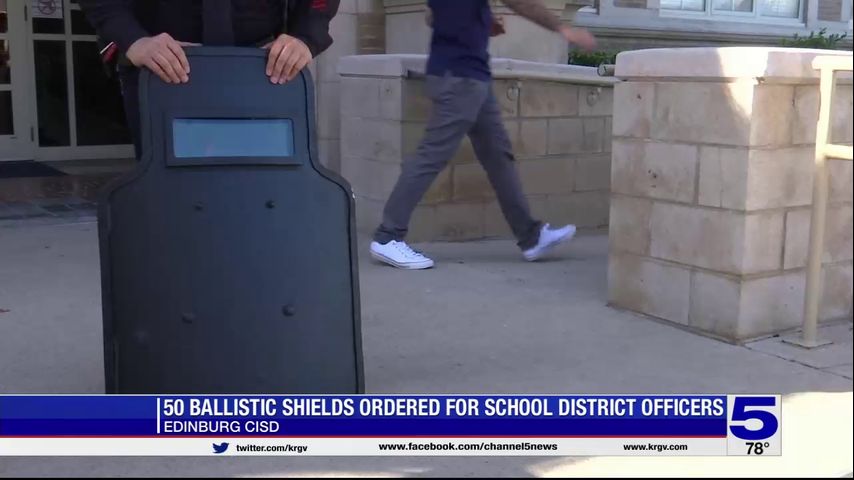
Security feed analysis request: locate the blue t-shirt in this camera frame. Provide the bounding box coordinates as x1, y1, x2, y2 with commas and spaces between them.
425, 0, 492, 81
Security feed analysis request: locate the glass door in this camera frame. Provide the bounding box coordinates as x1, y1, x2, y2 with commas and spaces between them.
0, 1, 34, 161
28, 0, 133, 162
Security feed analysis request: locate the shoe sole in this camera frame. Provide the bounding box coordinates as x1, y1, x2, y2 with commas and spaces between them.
370, 250, 435, 270
523, 227, 576, 262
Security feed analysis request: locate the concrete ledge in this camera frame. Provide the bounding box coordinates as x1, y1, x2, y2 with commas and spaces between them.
338, 54, 619, 86
615, 47, 853, 83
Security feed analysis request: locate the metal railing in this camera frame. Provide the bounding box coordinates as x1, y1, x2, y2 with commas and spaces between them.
788, 55, 854, 348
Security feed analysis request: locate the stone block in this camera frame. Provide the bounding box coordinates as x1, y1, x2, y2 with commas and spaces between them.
519, 81, 578, 117
697, 146, 748, 208
434, 203, 486, 241
608, 194, 652, 255
317, 138, 341, 173
402, 122, 425, 158
574, 154, 612, 192
546, 191, 609, 228
317, 81, 342, 140
379, 78, 403, 120
650, 202, 780, 275
513, 120, 548, 158
742, 211, 785, 274
785, 206, 854, 269
341, 156, 401, 202
579, 86, 614, 117
451, 137, 478, 165
517, 157, 575, 195
689, 271, 741, 339
793, 84, 854, 145
547, 118, 585, 154
483, 201, 511, 238
408, 205, 439, 243
739, 271, 806, 339
749, 84, 794, 148
342, 118, 402, 163
422, 167, 452, 204
652, 81, 753, 146
402, 79, 433, 122
698, 146, 813, 211
582, 118, 607, 153
603, 117, 613, 153
354, 196, 383, 235
829, 159, 853, 204
611, 140, 698, 203
452, 163, 494, 201
608, 253, 691, 325
612, 82, 654, 139
821, 262, 853, 320
493, 79, 520, 118
341, 77, 380, 119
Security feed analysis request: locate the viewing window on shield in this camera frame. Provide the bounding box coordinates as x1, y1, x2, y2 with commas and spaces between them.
172, 118, 295, 158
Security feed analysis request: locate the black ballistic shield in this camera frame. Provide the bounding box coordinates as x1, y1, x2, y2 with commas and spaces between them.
99, 48, 363, 394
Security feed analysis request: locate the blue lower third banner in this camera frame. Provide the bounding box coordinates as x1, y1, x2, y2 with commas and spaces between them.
0, 395, 781, 456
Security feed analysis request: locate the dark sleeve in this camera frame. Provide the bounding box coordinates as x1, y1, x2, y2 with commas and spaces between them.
78, 0, 150, 53
286, 0, 340, 57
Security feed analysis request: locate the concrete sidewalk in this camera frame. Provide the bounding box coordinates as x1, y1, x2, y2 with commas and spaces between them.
0, 218, 852, 477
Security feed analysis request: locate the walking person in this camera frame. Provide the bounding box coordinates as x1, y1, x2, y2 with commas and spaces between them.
370, 0, 597, 269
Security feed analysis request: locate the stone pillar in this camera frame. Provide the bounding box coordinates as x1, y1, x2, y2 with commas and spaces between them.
383, 0, 592, 64
314, 0, 386, 174
608, 47, 854, 343
338, 54, 615, 242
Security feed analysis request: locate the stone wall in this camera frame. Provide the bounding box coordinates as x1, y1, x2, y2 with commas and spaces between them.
608, 47, 854, 343
338, 55, 616, 242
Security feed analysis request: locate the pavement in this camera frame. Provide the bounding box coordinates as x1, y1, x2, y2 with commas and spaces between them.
0, 215, 852, 477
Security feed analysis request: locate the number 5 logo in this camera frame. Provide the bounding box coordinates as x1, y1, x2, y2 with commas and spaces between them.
729, 397, 779, 440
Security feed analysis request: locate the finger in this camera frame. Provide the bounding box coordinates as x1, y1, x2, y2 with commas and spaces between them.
272, 42, 296, 82
166, 40, 191, 77
153, 52, 181, 83
277, 46, 302, 83
285, 51, 310, 82
162, 47, 187, 82
266, 39, 286, 76
145, 59, 171, 84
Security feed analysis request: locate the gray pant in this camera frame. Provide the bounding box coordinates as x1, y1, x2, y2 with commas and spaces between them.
374, 75, 542, 250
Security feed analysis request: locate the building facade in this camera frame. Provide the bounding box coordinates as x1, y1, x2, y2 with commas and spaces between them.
1, 0, 851, 166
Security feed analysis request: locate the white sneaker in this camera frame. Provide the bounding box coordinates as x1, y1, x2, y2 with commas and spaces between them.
522, 223, 576, 262
370, 240, 435, 270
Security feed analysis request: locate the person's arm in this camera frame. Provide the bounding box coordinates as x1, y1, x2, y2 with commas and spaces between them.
265, 0, 341, 84
79, 0, 192, 84
78, 0, 149, 53
500, 0, 596, 49
287, 0, 341, 58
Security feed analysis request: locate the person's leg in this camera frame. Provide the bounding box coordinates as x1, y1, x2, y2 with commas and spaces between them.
467, 87, 542, 251
118, 67, 142, 160
373, 76, 488, 244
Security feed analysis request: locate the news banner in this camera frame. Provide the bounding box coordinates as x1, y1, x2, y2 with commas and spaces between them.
0, 395, 780, 456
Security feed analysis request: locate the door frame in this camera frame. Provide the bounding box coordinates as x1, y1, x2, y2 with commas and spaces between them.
25, 0, 134, 162
0, 0, 35, 161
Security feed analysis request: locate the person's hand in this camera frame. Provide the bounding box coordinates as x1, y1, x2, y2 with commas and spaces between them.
126, 33, 196, 84
263, 34, 312, 84
559, 25, 597, 51
490, 16, 506, 37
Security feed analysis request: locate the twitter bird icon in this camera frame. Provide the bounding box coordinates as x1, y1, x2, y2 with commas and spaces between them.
212, 442, 230, 454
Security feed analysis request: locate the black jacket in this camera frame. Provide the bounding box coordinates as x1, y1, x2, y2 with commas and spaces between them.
79, 0, 340, 57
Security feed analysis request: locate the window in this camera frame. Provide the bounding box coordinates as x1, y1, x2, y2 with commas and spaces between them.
661, 0, 802, 20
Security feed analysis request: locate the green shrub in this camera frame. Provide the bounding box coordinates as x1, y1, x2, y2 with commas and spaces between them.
780, 28, 848, 50
568, 50, 618, 67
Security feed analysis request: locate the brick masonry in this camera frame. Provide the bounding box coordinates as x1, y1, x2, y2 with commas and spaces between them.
608, 65, 854, 342
340, 74, 614, 243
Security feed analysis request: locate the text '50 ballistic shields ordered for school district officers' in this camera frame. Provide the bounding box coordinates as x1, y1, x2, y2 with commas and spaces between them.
98, 48, 363, 395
